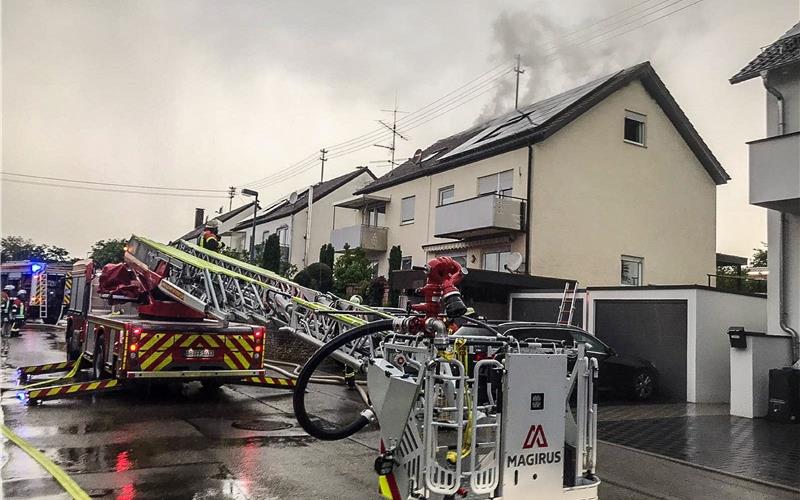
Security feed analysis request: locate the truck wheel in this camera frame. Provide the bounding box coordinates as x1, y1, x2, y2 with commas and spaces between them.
65, 325, 81, 362
92, 339, 108, 380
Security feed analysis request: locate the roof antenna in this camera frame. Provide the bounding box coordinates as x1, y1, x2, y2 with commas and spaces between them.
373, 92, 409, 168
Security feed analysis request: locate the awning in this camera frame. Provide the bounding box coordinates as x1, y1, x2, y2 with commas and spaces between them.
422, 236, 513, 253
334, 194, 391, 209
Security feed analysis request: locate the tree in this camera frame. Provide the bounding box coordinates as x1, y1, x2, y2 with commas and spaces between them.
1, 235, 72, 263
333, 244, 373, 294
751, 243, 767, 267
89, 238, 127, 267
261, 234, 281, 272
294, 262, 333, 292
319, 243, 335, 269
366, 276, 387, 306
388, 245, 402, 306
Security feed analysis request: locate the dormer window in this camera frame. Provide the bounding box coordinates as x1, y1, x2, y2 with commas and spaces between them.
624, 110, 646, 146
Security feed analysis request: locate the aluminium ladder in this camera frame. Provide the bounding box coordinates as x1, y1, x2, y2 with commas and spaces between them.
125, 236, 393, 369
556, 281, 579, 326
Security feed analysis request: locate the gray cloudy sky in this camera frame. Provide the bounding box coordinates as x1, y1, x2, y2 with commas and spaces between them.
1, 0, 798, 258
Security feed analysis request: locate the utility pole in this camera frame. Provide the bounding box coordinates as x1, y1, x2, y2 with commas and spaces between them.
374, 96, 408, 168
227, 186, 236, 211
514, 54, 525, 110
319, 148, 328, 183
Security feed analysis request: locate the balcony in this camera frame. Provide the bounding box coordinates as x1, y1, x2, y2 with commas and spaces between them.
331, 224, 388, 253
748, 131, 800, 215
435, 194, 525, 239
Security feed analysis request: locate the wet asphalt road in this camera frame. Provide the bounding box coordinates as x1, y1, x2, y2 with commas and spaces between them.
2, 326, 797, 500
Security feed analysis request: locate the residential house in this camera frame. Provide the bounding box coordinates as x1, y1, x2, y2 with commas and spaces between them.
731, 21, 800, 368
332, 62, 729, 287
228, 167, 376, 270
178, 202, 256, 245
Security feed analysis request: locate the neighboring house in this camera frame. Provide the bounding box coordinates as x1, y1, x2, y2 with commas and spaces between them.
228, 167, 376, 270
731, 21, 800, 367
177, 202, 256, 245
333, 61, 729, 287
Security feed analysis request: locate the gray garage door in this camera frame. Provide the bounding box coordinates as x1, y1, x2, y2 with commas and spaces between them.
511, 298, 584, 328
594, 300, 687, 401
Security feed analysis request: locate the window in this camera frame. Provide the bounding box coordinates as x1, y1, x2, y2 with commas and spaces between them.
261, 230, 269, 243
483, 250, 511, 272
363, 204, 386, 227
621, 255, 643, 286
401, 196, 415, 224
276, 226, 289, 246
506, 327, 572, 344
438, 185, 455, 206
369, 260, 379, 278
438, 253, 467, 268
478, 170, 513, 197
624, 110, 646, 146
401, 256, 412, 270
572, 331, 610, 355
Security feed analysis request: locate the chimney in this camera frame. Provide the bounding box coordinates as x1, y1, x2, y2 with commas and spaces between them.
194, 208, 205, 228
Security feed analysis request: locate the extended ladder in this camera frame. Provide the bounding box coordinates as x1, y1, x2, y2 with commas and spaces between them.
125, 236, 393, 368
556, 281, 579, 326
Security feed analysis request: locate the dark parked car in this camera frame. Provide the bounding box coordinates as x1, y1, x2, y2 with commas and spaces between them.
467, 321, 659, 401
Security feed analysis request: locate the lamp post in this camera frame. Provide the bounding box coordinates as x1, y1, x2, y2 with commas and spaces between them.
241, 188, 259, 262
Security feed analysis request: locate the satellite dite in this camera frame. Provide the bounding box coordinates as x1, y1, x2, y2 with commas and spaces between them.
293, 257, 600, 499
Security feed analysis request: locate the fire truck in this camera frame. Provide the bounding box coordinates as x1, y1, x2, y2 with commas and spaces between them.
16, 236, 295, 404
0, 260, 71, 324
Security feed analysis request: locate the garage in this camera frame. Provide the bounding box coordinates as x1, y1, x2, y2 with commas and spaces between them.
510, 286, 767, 403
594, 299, 687, 400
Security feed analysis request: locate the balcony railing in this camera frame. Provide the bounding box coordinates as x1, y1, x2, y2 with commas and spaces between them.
331, 224, 388, 252
434, 194, 525, 239
748, 131, 800, 215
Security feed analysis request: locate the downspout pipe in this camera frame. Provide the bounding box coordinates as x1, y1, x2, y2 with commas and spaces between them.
761, 71, 784, 136
780, 213, 800, 366
525, 144, 533, 274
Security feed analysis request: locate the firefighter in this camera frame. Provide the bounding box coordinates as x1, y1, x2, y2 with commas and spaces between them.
198, 220, 225, 252
1, 284, 15, 337
9, 290, 28, 337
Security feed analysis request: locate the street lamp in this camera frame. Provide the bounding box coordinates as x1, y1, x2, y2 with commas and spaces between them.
241, 188, 259, 262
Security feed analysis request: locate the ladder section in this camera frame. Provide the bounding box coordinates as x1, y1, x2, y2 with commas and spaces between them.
126, 236, 388, 367
556, 281, 579, 326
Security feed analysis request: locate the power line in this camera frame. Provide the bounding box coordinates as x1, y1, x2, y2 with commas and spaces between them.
1, 171, 227, 193
3, 178, 228, 198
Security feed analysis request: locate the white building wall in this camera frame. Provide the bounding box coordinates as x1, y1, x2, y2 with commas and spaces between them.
694, 289, 767, 403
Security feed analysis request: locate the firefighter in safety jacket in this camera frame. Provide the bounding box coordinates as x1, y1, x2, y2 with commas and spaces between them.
198, 219, 225, 252
1, 284, 15, 334
7, 290, 27, 337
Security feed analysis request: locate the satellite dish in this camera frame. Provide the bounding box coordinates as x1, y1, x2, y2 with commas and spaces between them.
288, 191, 299, 204
506, 252, 523, 272
412, 149, 423, 165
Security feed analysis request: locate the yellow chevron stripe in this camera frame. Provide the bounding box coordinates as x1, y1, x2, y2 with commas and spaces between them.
203, 335, 219, 348
67, 384, 82, 393
139, 352, 161, 370
278, 379, 289, 386
232, 335, 251, 353
140, 334, 163, 351
233, 351, 249, 369
46, 387, 61, 397
87, 382, 101, 391
153, 354, 173, 371
223, 354, 239, 370
180, 334, 199, 348
28, 390, 41, 398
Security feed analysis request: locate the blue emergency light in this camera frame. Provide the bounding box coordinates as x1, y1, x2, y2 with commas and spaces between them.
30, 263, 45, 273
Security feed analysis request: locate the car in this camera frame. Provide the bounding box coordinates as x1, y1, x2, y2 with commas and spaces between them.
462, 321, 659, 401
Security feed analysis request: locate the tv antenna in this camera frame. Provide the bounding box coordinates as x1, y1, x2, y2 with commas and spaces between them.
373, 95, 409, 168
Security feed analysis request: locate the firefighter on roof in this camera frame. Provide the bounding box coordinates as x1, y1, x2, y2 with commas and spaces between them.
198, 219, 225, 252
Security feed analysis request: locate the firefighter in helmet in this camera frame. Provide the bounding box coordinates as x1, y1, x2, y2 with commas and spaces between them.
8, 289, 27, 337
198, 219, 225, 252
